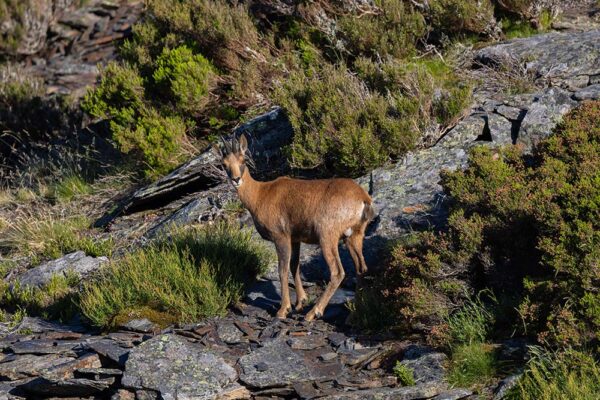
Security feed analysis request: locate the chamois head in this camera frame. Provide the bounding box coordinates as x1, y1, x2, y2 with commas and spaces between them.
212, 134, 250, 189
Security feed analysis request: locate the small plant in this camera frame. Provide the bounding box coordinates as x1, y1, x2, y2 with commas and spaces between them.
447, 342, 498, 388
507, 347, 600, 400
49, 175, 93, 203
443, 294, 495, 346
393, 361, 416, 386
79, 222, 273, 328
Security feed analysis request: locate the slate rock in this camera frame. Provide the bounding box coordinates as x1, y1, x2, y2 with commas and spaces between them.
41, 353, 102, 380
14, 316, 87, 334
122, 334, 237, 400
400, 345, 448, 385
476, 30, 600, 86
0, 354, 74, 381
319, 383, 444, 399
518, 87, 578, 148
433, 388, 474, 400
9, 339, 80, 356
20, 376, 112, 397
239, 339, 325, 388
87, 339, 130, 367
216, 322, 244, 344
119, 318, 155, 334
573, 84, 600, 101
494, 374, 521, 400
16, 251, 108, 289
287, 335, 328, 350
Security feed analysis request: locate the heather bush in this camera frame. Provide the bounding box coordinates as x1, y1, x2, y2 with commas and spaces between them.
276, 59, 471, 175
152, 45, 215, 114
429, 0, 498, 36
338, 0, 426, 60
352, 101, 600, 348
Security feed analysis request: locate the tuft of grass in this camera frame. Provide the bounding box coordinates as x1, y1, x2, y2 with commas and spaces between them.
79, 222, 273, 328
0, 214, 113, 261
444, 294, 495, 346
0, 271, 80, 322
507, 347, 600, 400
393, 361, 416, 386
447, 342, 498, 388
48, 175, 93, 203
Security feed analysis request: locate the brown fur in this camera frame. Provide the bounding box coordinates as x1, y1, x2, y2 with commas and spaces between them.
215, 135, 374, 321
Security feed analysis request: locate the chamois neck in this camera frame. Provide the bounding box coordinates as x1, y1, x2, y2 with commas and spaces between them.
236, 168, 261, 215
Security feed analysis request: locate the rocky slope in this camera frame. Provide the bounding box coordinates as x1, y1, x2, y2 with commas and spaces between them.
2, 6, 600, 400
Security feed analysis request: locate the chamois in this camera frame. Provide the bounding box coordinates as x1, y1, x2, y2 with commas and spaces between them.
213, 134, 375, 321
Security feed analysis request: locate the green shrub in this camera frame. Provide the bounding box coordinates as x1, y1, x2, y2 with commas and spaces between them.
275, 59, 471, 175
507, 347, 600, 400
393, 362, 416, 386
0, 272, 80, 322
429, 0, 497, 36
352, 101, 600, 347
153, 45, 215, 114
79, 222, 273, 328
338, 0, 426, 60
448, 342, 499, 388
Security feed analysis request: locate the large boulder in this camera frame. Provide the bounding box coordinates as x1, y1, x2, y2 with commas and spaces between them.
121, 334, 239, 400
476, 29, 600, 89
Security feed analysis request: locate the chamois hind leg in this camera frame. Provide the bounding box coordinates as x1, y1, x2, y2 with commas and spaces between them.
346, 228, 368, 275
274, 239, 292, 319
290, 242, 307, 311
305, 238, 345, 321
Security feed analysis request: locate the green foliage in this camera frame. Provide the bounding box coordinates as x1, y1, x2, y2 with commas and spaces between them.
49, 175, 93, 203
275, 59, 471, 175
81, 62, 189, 178
393, 362, 416, 386
429, 0, 496, 36
0, 214, 113, 260
437, 294, 495, 347
353, 101, 600, 348
0, 271, 80, 322
507, 347, 600, 400
79, 222, 273, 328
152, 45, 215, 114
338, 0, 426, 60
448, 343, 499, 388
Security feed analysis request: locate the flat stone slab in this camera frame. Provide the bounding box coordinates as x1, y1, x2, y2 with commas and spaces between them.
16, 251, 108, 289
319, 383, 445, 399
239, 338, 337, 389
21, 376, 112, 397
87, 339, 130, 367
0, 354, 75, 380
400, 346, 448, 385
122, 334, 237, 400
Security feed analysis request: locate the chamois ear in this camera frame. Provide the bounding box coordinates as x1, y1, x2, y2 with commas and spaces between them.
239, 134, 248, 154
211, 143, 223, 159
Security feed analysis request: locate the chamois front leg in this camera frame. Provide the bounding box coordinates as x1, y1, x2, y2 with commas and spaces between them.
274, 239, 292, 319
291, 242, 307, 310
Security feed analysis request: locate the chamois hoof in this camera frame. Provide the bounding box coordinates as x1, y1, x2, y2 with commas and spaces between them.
305, 308, 323, 322
275, 306, 291, 319
294, 296, 308, 311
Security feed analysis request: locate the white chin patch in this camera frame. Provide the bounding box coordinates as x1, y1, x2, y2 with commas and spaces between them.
233, 179, 243, 188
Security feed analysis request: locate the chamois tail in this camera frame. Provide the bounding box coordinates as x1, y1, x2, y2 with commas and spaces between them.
362, 201, 375, 223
